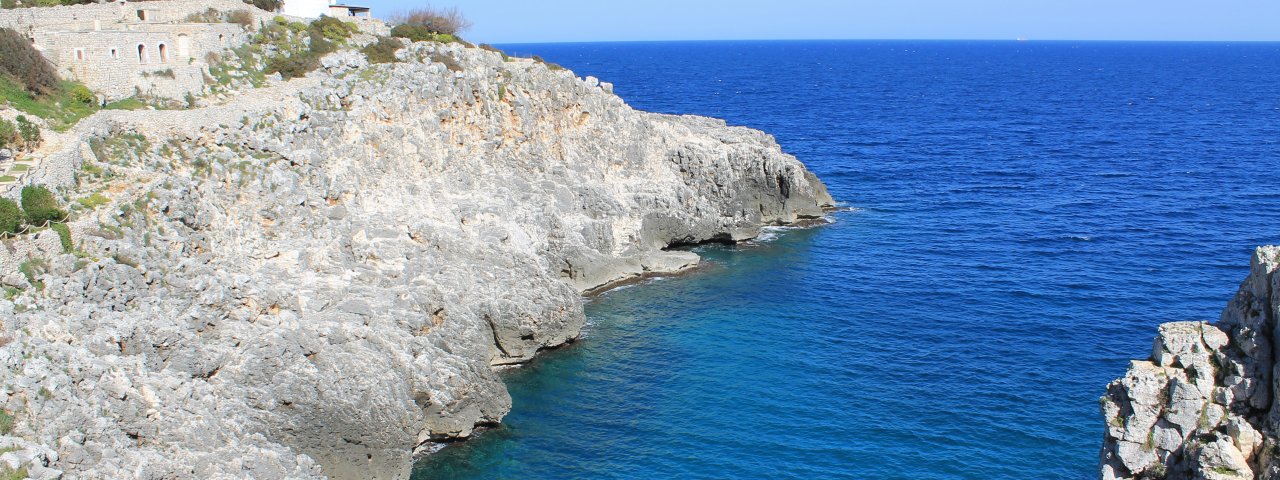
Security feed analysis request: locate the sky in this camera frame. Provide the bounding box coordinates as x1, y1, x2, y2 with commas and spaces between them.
350, 0, 1280, 44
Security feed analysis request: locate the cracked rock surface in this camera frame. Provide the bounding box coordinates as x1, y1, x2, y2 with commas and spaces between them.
0, 42, 833, 479
1101, 246, 1280, 480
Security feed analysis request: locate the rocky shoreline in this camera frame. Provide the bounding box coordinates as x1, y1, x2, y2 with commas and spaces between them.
1101, 247, 1280, 480
0, 40, 833, 479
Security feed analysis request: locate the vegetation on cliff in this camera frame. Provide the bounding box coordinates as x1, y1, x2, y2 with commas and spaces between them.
0, 28, 98, 131
390, 6, 472, 44
0, 0, 94, 9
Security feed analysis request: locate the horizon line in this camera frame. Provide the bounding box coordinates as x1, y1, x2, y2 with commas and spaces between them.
488, 37, 1280, 46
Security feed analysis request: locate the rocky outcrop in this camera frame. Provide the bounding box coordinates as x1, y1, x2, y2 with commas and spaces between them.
1100, 247, 1280, 479
0, 41, 833, 479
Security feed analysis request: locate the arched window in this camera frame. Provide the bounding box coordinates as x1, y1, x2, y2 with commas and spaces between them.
218, 34, 224, 46
137, 44, 147, 63
74, 48, 84, 61
158, 43, 167, 62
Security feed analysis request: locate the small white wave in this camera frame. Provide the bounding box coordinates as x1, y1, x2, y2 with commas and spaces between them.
750, 225, 800, 244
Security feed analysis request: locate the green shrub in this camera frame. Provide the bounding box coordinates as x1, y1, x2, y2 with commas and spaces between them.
0, 410, 12, 434
389, 25, 435, 42
311, 15, 356, 42
0, 198, 19, 235
0, 28, 59, 94
50, 222, 71, 252
70, 84, 94, 104
20, 184, 64, 225
15, 115, 39, 149
266, 53, 319, 80
243, 0, 281, 11
361, 36, 404, 64
308, 29, 335, 55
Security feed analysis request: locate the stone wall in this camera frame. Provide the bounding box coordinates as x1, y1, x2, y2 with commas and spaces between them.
0, 0, 269, 33
0, 0, 270, 101
38, 23, 249, 101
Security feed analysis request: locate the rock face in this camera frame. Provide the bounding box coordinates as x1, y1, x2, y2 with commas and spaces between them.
0, 42, 834, 479
1100, 246, 1280, 479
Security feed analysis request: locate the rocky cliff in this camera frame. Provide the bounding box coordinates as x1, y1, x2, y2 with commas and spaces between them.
0, 41, 833, 479
1101, 247, 1280, 479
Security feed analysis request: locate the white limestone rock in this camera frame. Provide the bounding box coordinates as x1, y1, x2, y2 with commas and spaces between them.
0, 41, 835, 480
1101, 247, 1280, 479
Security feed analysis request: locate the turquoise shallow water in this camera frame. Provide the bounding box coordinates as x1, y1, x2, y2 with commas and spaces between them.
414, 41, 1280, 479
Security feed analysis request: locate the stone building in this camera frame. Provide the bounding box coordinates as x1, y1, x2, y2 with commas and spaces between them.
0, 0, 273, 102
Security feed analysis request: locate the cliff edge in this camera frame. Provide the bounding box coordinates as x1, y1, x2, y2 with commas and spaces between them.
1101, 247, 1280, 479
0, 41, 833, 479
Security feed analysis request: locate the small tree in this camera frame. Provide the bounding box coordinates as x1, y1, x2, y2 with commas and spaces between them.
20, 184, 65, 226
0, 198, 20, 235
15, 116, 40, 149
390, 6, 471, 35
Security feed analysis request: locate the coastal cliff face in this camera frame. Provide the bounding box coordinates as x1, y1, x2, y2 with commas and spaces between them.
0, 41, 832, 479
1100, 247, 1280, 479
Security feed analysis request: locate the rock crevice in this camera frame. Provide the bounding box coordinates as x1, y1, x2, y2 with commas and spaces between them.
1101, 247, 1280, 480
0, 42, 833, 479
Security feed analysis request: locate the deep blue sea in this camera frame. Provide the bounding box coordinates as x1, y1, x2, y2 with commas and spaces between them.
413, 41, 1280, 479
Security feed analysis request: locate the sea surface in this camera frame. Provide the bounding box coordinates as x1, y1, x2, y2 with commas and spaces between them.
413, 41, 1280, 479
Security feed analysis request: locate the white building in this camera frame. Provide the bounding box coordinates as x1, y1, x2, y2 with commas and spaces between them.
282, 0, 371, 19
282, 0, 329, 18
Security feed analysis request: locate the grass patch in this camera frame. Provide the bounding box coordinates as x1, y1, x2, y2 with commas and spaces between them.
0, 466, 26, 480
76, 192, 110, 209
0, 410, 12, 434
0, 176, 14, 182
103, 97, 147, 110
7, 164, 27, 172
18, 258, 45, 290
51, 222, 72, 253
0, 76, 98, 132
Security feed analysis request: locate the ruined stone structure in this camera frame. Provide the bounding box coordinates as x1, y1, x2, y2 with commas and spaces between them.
0, 0, 272, 101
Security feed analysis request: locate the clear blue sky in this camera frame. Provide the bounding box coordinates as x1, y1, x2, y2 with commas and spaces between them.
354, 1, 1280, 44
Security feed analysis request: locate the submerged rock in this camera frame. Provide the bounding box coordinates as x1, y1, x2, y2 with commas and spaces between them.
1101, 246, 1280, 479
0, 41, 833, 479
